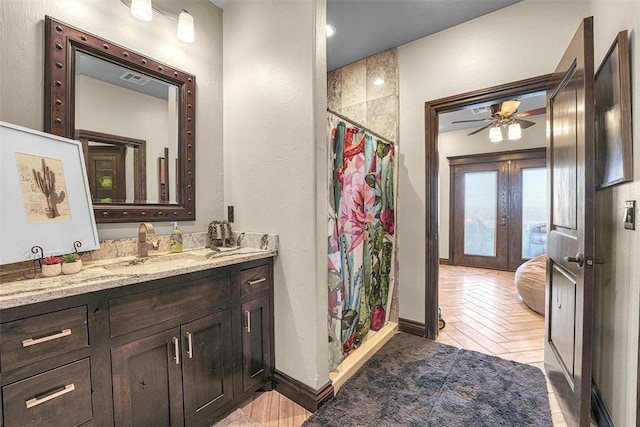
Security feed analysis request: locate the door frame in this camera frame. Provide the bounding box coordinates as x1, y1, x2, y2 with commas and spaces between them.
423, 74, 552, 339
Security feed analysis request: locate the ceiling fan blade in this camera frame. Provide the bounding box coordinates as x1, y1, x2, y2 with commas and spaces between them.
515, 107, 546, 118
499, 100, 521, 115
451, 118, 492, 124
467, 122, 494, 136
515, 119, 536, 129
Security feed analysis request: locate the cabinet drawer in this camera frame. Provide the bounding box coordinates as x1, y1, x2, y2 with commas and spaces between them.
109, 272, 231, 337
240, 264, 271, 299
2, 358, 93, 427
0, 306, 88, 372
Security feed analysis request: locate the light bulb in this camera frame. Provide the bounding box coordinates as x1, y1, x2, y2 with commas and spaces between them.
130, 0, 152, 21
177, 9, 195, 43
326, 25, 336, 38
508, 123, 522, 140
489, 126, 503, 142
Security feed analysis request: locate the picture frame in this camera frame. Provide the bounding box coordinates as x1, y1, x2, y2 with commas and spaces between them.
595, 30, 633, 189
0, 121, 100, 265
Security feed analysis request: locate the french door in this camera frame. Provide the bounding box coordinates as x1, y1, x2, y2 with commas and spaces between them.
450, 148, 546, 271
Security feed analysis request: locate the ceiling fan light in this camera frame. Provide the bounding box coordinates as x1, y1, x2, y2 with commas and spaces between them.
508, 123, 522, 140
130, 0, 152, 21
489, 126, 503, 142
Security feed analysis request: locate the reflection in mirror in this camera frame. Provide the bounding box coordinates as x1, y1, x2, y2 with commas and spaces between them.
44, 16, 196, 223
76, 129, 147, 204
75, 52, 178, 204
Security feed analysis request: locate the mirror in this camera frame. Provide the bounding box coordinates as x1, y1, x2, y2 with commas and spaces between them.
44, 16, 196, 223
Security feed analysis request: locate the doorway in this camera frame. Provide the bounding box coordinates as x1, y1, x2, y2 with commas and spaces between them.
423, 74, 552, 339
449, 148, 547, 271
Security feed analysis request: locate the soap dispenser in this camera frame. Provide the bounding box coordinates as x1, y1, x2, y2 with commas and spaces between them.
170, 222, 183, 253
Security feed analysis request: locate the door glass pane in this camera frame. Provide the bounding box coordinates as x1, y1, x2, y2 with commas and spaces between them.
522, 167, 547, 259
464, 171, 496, 256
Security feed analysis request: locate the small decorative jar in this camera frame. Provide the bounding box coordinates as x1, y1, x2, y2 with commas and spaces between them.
41, 263, 62, 277
61, 253, 82, 275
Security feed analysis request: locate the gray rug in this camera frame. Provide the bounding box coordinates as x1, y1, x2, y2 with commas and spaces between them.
304, 333, 552, 426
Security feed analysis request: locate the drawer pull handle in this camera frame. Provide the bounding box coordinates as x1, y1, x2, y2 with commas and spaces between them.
246, 310, 251, 333
22, 329, 72, 347
247, 278, 267, 286
186, 332, 193, 359
26, 383, 75, 408
172, 337, 180, 365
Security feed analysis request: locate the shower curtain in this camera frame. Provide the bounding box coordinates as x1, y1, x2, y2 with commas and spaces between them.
327, 112, 396, 370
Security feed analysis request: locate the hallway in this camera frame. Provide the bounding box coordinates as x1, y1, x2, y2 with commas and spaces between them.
437, 264, 567, 426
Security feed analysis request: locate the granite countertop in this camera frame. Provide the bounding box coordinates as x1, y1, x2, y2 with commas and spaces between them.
0, 247, 276, 310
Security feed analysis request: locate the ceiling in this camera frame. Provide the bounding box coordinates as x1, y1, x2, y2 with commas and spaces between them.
208, 0, 544, 133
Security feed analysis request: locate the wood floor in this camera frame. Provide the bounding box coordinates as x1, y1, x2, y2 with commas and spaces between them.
241, 264, 566, 426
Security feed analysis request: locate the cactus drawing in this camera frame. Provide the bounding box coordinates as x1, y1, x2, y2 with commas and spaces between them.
32, 158, 57, 218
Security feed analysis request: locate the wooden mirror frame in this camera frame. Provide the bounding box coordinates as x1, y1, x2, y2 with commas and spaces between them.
44, 16, 196, 223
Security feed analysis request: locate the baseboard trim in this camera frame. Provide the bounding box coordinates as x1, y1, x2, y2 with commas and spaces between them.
439, 258, 452, 265
398, 318, 426, 337
273, 370, 334, 413
591, 381, 614, 427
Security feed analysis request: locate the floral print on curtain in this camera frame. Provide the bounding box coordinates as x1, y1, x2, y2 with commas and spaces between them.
328, 113, 395, 370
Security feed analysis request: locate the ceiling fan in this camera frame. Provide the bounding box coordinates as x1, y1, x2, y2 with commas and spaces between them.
452, 100, 546, 138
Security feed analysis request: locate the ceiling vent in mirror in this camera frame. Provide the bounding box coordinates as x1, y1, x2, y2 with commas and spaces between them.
471, 105, 491, 115
119, 71, 151, 85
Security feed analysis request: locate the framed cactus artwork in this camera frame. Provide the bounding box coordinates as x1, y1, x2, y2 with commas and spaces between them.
0, 121, 100, 265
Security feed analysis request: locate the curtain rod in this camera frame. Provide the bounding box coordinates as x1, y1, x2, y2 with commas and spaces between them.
327, 108, 396, 146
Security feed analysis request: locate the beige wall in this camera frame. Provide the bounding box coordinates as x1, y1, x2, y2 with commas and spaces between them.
398, 1, 640, 424
223, 0, 329, 389
0, 0, 223, 240
438, 116, 546, 259
587, 1, 640, 425
397, 0, 586, 325
327, 48, 398, 142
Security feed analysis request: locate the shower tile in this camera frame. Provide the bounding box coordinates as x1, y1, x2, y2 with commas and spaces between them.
341, 103, 366, 128
366, 49, 398, 101
341, 59, 366, 108
366, 96, 398, 142
327, 69, 342, 112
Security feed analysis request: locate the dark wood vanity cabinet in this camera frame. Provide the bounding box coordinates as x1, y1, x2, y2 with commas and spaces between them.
0, 257, 274, 427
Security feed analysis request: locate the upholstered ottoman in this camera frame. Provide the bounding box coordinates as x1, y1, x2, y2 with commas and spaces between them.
514, 254, 546, 315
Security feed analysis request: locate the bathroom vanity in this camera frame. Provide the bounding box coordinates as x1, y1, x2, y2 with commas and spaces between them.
0, 249, 274, 426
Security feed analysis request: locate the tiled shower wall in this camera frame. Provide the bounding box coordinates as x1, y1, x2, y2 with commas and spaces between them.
327, 48, 399, 143
327, 48, 399, 323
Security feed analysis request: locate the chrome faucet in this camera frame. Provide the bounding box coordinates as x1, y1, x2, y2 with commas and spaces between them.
138, 223, 160, 258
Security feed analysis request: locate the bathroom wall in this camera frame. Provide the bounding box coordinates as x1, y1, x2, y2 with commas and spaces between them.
397, 0, 586, 336
587, 1, 640, 424
327, 48, 398, 143
398, 1, 640, 424
0, 0, 223, 241
223, 0, 330, 389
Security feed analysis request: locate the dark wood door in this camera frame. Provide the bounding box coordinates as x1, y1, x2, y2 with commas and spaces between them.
450, 149, 547, 271
182, 311, 233, 426
544, 17, 595, 426
111, 328, 184, 427
241, 296, 272, 393
452, 160, 509, 270
87, 146, 126, 203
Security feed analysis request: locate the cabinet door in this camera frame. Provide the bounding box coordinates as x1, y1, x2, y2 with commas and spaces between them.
241, 296, 272, 393
111, 328, 184, 427
181, 310, 233, 426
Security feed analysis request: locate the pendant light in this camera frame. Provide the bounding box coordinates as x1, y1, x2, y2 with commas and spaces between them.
130, 0, 152, 21
489, 126, 503, 143
508, 122, 522, 140
177, 9, 195, 43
